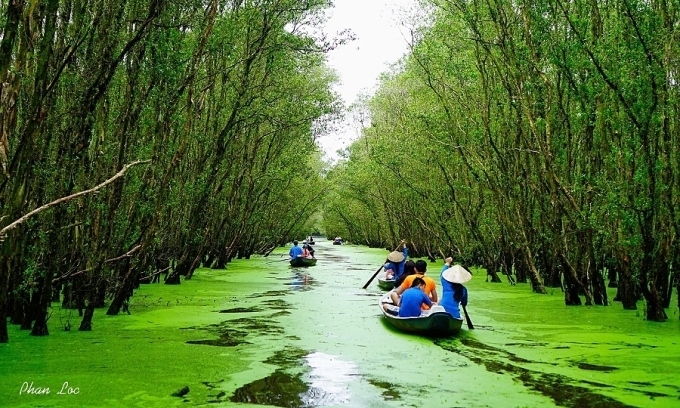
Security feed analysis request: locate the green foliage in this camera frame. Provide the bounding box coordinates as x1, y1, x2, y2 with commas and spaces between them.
325, 0, 680, 313
0, 0, 342, 337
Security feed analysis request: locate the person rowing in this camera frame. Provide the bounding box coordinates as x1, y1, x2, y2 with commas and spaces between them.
440, 260, 470, 319
383, 239, 409, 285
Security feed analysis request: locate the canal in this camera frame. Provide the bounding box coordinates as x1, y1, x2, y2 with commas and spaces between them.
1, 238, 678, 407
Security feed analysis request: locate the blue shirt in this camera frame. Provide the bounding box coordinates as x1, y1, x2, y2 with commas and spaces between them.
289, 245, 303, 258
439, 265, 468, 318
386, 247, 409, 281
398, 287, 432, 317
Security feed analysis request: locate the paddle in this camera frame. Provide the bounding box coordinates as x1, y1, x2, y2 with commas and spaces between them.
462, 305, 474, 329
362, 240, 404, 289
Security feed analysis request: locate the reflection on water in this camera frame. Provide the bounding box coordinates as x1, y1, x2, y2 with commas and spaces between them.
286, 272, 317, 291
230, 350, 358, 407
301, 352, 357, 406
367, 378, 401, 400
230, 370, 309, 407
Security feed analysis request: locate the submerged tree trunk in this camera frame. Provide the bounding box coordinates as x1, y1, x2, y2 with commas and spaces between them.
617, 255, 637, 310
677, 278, 680, 320
563, 270, 582, 306
607, 259, 618, 288
9, 292, 25, 325
514, 258, 527, 284
79, 289, 98, 331
166, 250, 192, 284
31, 267, 56, 336
658, 260, 672, 309
21, 289, 41, 330
485, 258, 503, 283
107, 265, 136, 315
591, 268, 608, 306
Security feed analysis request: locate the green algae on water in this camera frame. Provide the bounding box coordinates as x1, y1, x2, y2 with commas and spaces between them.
1, 241, 679, 407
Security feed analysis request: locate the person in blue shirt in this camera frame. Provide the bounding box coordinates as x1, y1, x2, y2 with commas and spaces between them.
384, 239, 409, 284
289, 241, 303, 259
398, 278, 434, 317
439, 260, 470, 319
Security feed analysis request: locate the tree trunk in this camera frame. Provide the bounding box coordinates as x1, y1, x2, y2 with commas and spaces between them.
544, 259, 561, 288
78, 290, 97, 331
658, 260, 672, 309
607, 260, 618, 288
184, 250, 204, 280
514, 257, 528, 283
9, 290, 27, 324
0, 304, 7, 342
523, 250, 546, 294
107, 266, 136, 315
0, 257, 11, 342
644, 287, 667, 321
166, 250, 191, 284
21, 289, 41, 330
563, 270, 582, 305
616, 255, 637, 310
676, 277, 680, 320
204, 252, 216, 269
591, 269, 608, 306
212, 250, 227, 269
485, 258, 503, 283
62, 281, 76, 308
31, 266, 56, 336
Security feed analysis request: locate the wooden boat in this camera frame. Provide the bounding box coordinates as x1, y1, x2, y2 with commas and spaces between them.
377, 273, 395, 290
378, 293, 463, 337
290, 257, 317, 267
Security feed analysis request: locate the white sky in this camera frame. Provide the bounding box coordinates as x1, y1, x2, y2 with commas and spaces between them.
318, 0, 416, 162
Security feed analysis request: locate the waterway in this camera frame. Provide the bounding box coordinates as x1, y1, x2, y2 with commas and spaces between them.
1, 238, 678, 407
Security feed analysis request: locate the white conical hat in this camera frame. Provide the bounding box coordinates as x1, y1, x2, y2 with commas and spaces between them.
442, 264, 472, 283
386, 251, 404, 263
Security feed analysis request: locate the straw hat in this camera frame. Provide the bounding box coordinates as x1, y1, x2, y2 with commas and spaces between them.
442, 265, 472, 284
386, 251, 405, 263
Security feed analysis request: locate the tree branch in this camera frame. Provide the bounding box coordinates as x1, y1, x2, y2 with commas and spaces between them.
1, 160, 150, 240
105, 245, 142, 263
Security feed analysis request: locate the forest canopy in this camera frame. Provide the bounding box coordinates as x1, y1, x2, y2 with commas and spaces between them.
321, 0, 680, 321
0, 0, 342, 342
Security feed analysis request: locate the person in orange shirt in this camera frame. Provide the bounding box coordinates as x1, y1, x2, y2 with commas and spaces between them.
389, 260, 438, 309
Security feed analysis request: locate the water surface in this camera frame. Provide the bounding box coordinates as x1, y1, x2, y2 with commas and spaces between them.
1, 239, 678, 407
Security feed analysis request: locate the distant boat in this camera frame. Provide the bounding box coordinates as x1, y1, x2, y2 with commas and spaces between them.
332, 238, 342, 245
379, 293, 463, 337
290, 257, 317, 267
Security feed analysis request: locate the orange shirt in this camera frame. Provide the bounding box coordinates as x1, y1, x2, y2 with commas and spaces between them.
399, 274, 437, 309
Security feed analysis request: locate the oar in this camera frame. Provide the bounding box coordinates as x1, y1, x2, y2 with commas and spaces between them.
362, 240, 404, 289
462, 305, 474, 329
361, 264, 386, 289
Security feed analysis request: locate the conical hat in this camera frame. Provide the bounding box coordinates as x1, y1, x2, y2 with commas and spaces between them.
386, 251, 405, 263
442, 265, 472, 284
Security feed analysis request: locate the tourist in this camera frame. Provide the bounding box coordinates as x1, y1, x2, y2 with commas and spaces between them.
289, 240, 303, 259
302, 243, 315, 259
390, 259, 437, 307
394, 260, 416, 286
397, 278, 434, 318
